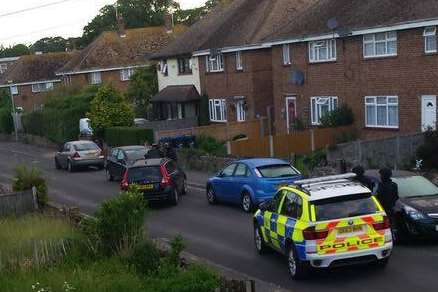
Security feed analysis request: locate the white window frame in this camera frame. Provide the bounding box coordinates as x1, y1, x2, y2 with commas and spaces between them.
209, 99, 227, 122
424, 26, 437, 54
63, 75, 72, 86
0, 63, 7, 74
365, 96, 399, 129
89, 72, 102, 85
363, 31, 397, 58
310, 96, 338, 125
31, 82, 54, 93
282, 44, 291, 65
120, 68, 135, 81
10, 85, 18, 95
309, 39, 336, 63
236, 99, 246, 122
236, 51, 243, 71
206, 54, 224, 73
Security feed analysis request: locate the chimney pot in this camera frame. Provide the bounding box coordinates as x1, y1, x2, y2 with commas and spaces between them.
164, 13, 174, 34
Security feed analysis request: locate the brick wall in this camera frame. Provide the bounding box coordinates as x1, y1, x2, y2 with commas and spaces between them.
69, 70, 131, 92
272, 27, 438, 139
199, 49, 274, 122
13, 82, 62, 111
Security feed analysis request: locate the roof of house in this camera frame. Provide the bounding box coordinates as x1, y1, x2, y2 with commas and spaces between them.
152, 0, 318, 59
0, 52, 73, 85
265, 0, 438, 42
151, 85, 200, 103
57, 25, 187, 75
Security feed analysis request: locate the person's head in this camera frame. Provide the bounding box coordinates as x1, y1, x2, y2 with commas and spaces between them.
379, 168, 393, 182
352, 165, 365, 177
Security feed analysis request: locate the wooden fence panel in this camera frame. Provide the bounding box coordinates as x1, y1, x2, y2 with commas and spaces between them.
0, 191, 35, 217
313, 126, 354, 150
230, 137, 270, 158
273, 131, 312, 157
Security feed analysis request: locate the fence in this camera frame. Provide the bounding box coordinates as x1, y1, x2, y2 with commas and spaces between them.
230, 126, 354, 158
155, 118, 267, 142
0, 190, 37, 217
327, 133, 425, 169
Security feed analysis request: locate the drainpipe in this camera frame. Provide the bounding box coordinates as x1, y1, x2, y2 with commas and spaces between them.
9, 83, 18, 142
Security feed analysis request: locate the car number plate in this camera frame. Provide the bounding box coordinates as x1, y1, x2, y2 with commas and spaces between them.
338, 225, 363, 234
141, 184, 154, 190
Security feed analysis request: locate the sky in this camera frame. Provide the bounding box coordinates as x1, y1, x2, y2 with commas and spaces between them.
0, 0, 207, 47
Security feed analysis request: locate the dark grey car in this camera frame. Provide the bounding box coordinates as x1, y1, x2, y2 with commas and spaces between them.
105, 145, 148, 181
55, 141, 104, 172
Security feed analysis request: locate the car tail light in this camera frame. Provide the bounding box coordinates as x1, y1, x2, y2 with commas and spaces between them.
303, 226, 329, 240
373, 216, 391, 231
72, 152, 80, 160
120, 170, 129, 190
160, 165, 172, 188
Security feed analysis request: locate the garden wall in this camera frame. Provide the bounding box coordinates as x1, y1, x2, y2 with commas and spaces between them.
0, 190, 37, 217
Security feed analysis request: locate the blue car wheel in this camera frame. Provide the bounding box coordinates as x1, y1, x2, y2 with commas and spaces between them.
241, 191, 253, 212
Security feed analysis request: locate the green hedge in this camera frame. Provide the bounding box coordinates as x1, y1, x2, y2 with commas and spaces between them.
105, 127, 154, 147
0, 108, 13, 134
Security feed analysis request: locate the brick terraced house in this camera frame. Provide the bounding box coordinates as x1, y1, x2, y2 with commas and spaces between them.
0, 52, 74, 111
265, 0, 438, 138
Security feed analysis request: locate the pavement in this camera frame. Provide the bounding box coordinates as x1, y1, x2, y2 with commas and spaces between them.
1, 141, 438, 292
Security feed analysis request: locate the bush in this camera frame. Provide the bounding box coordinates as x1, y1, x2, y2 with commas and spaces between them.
12, 165, 48, 207
195, 135, 227, 156
417, 129, 438, 169
320, 104, 354, 128
127, 240, 161, 276
95, 190, 147, 256
0, 108, 13, 134
105, 127, 154, 147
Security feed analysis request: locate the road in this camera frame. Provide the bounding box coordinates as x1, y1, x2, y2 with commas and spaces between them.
0, 141, 437, 292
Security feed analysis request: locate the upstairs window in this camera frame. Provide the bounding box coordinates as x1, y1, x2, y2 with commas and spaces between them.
363, 31, 397, 58
209, 99, 227, 122
310, 96, 338, 125
236, 51, 243, 70
178, 57, 192, 74
63, 75, 72, 86
10, 85, 18, 95
158, 60, 168, 76
120, 68, 135, 81
309, 39, 336, 63
0, 63, 7, 74
424, 27, 437, 54
31, 82, 54, 93
365, 96, 399, 128
282, 44, 291, 65
206, 54, 224, 72
89, 72, 102, 85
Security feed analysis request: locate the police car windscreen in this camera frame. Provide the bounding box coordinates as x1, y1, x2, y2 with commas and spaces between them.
257, 164, 299, 178
313, 194, 377, 221
129, 166, 162, 183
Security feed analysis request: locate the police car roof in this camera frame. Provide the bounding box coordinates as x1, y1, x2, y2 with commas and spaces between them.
299, 179, 371, 202
239, 158, 289, 168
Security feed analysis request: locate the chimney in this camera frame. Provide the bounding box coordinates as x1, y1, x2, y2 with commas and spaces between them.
164, 13, 174, 34
117, 14, 126, 38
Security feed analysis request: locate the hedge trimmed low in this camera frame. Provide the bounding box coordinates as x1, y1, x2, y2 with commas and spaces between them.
105, 127, 154, 147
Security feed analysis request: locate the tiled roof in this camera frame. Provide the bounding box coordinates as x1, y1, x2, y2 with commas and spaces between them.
57, 25, 187, 74
152, 0, 317, 59
0, 52, 73, 85
265, 0, 438, 42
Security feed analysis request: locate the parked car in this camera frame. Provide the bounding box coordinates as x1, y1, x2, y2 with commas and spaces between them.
390, 175, 438, 241
105, 146, 148, 181
206, 158, 303, 212
120, 158, 187, 205
55, 141, 104, 172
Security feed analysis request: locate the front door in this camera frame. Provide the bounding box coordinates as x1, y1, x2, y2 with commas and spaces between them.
422, 95, 437, 131
285, 96, 297, 134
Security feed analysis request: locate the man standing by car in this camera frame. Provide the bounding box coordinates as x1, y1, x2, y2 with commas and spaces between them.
352, 165, 375, 191
376, 168, 399, 217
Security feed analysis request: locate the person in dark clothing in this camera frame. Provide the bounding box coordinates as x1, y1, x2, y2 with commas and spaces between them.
352, 165, 375, 191
145, 143, 163, 159
164, 143, 178, 161
376, 168, 399, 216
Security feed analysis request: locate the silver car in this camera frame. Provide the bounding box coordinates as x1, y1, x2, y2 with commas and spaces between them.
55, 141, 104, 172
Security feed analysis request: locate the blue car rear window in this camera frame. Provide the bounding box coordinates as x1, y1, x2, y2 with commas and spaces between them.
257, 164, 299, 178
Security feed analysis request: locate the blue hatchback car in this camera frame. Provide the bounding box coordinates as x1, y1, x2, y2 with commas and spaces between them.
206, 158, 303, 212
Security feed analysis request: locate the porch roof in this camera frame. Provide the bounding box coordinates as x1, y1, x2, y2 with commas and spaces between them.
152, 85, 200, 103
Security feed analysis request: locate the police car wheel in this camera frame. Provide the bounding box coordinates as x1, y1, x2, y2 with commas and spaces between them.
254, 226, 267, 254
287, 246, 308, 280
206, 187, 216, 204
241, 192, 253, 213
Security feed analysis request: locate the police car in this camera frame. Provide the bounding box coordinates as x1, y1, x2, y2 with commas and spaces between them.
253, 174, 393, 279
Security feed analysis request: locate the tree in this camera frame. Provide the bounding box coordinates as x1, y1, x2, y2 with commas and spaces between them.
87, 85, 134, 137
0, 44, 30, 58
126, 67, 158, 117
30, 37, 79, 53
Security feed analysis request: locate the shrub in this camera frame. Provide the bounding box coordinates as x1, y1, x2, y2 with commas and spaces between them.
0, 108, 13, 134
94, 190, 147, 256
417, 129, 438, 169
320, 104, 354, 128
127, 240, 161, 275
195, 135, 227, 156
126, 67, 158, 117
105, 127, 154, 147
87, 85, 134, 138
167, 235, 186, 268
12, 165, 48, 207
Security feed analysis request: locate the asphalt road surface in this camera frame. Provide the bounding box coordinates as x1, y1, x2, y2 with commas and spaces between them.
0, 142, 437, 292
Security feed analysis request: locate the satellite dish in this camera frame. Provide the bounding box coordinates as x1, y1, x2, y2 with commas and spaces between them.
327, 17, 339, 30
290, 70, 305, 86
